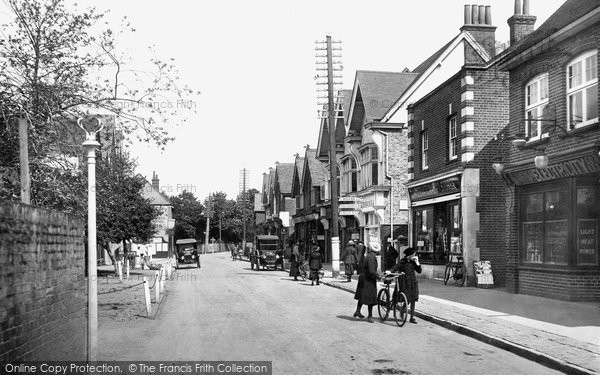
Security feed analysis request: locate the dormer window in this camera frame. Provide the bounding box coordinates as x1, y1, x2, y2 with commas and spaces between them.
525, 73, 549, 140
567, 51, 598, 128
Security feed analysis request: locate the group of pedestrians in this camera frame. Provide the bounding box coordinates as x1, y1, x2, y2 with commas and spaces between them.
289, 240, 323, 286
287, 236, 422, 324
351, 237, 422, 324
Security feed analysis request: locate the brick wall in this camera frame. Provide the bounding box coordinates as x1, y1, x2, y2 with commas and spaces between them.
505, 24, 600, 300
0, 201, 86, 361
408, 66, 510, 285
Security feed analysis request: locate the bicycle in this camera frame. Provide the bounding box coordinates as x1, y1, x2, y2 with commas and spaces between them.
297, 260, 309, 281
377, 272, 408, 327
444, 251, 466, 287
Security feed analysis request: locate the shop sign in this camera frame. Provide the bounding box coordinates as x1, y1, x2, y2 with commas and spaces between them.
409, 176, 461, 201
578, 219, 597, 265
507, 155, 600, 186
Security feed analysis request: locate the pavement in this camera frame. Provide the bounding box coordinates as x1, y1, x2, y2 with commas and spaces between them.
318, 263, 600, 375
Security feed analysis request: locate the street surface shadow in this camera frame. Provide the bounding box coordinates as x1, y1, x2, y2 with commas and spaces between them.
371, 368, 411, 374
336, 315, 371, 322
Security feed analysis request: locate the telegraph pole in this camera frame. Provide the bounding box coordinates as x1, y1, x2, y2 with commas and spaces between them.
205, 193, 211, 254
316, 35, 343, 278
239, 168, 249, 251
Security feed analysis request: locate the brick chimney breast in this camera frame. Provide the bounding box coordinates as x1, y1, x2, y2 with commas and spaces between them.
508, 0, 536, 46
461, 4, 497, 61
152, 171, 159, 191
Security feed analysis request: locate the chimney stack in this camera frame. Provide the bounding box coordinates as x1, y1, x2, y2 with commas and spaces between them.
508, 0, 536, 45
461, 4, 497, 60
152, 171, 159, 191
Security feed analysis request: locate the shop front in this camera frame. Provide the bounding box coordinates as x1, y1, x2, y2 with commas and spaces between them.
505, 151, 600, 301
407, 169, 480, 281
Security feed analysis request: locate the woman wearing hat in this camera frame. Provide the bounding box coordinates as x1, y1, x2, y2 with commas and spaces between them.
389, 247, 422, 324
353, 243, 381, 323
341, 240, 357, 282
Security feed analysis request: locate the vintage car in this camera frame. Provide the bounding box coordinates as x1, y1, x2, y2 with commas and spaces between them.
175, 238, 201, 269
250, 235, 284, 271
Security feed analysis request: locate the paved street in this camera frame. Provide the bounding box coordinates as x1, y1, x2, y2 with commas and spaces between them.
99, 253, 562, 374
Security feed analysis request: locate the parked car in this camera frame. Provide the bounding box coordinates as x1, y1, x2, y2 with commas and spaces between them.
251, 235, 284, 271
175, 238, 200, 269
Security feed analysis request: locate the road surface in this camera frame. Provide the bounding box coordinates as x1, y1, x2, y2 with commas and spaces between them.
99, 253, 562, 374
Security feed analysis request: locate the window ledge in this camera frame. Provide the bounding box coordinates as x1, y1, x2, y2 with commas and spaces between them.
568, 121, 599, 136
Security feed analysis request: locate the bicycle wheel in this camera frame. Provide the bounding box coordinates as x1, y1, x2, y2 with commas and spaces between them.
377, 288, 390, 321
444, 263, 451, 285
457, 263, 467, 287
393, 292, 408, 327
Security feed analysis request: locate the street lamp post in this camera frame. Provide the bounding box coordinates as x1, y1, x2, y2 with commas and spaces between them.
77, 117, 104, 361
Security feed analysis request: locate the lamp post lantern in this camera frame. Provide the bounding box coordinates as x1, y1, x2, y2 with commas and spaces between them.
77, 117, 104, 361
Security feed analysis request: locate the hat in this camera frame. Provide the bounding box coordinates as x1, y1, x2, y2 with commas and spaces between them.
403, 247, 416, 256
370, 242, 381, 253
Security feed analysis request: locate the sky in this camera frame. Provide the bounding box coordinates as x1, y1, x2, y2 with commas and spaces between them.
4, 0, 567, 201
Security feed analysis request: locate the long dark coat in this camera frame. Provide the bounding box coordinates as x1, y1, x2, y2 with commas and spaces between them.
309, 250, 322, 280
391, 256, 422, 303
354, 252, 379, 306
384, 245, 399, 271
341, 245, 357, 276
289, 245, 300, 277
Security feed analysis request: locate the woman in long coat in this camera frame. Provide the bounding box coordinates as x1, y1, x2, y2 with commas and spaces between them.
353, 244, 381, 323
289, 242, 301, 281
308, 245, 322, 286
389, 247, 422, 324
341, 241, 357, 282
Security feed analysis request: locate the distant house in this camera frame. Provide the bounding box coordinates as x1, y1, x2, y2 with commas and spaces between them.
136, 171, 174, 258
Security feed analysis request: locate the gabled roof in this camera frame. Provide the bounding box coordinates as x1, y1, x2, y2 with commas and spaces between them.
316, 89, 352, 160
503, 0, 600, 64
347, 71, 419, 128
291, 156, 305, 196
302, 149, 328, 189
275, 163, 294, 195
381, 32, 491, 122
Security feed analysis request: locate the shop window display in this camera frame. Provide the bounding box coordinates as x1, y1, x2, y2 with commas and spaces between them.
521, 178, 599, 267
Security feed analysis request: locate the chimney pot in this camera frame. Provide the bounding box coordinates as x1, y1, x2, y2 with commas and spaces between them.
471, 4, 479, 24
478, 5, 486, 24
485, 5, 492, 25
515, 0, 523, 15
523, 0, 530, 15
464, 4, 472, 24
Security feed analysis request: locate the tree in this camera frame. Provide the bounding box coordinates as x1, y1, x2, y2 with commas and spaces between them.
170, 191, 205, 241
94, 153, 159, 271
0, 0, 198, 206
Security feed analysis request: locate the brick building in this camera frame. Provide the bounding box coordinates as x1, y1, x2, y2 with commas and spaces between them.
341, 70, 417, 258
497, 0, 600, 301
406, 4, 510, 285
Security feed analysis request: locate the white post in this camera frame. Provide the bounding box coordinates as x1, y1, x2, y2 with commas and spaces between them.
117, 260, 122, 281
143, 277, 152, 317
125, 259, 130, 280
155, 271, 160, 302
160, 266, 165, 294
82, 132, 101, 361
331, 237, 340, 279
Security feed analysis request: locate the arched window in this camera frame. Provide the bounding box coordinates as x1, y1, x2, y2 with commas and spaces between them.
567, 50, 598, 128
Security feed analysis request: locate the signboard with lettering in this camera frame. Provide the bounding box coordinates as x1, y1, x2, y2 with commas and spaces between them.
473, 261, 494, 288
578, 219, 598, 265
507, 154, 600, 186
409, 176, 461, 202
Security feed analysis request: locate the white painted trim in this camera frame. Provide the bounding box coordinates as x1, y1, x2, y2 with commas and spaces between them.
461, 107, 474, 117
461, 152, 475, 162
461, 121, 475, 132
411, 192, 462, 207
461, 76, 475, 86
461, 91, 474, 101
461, 137, 474, 148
